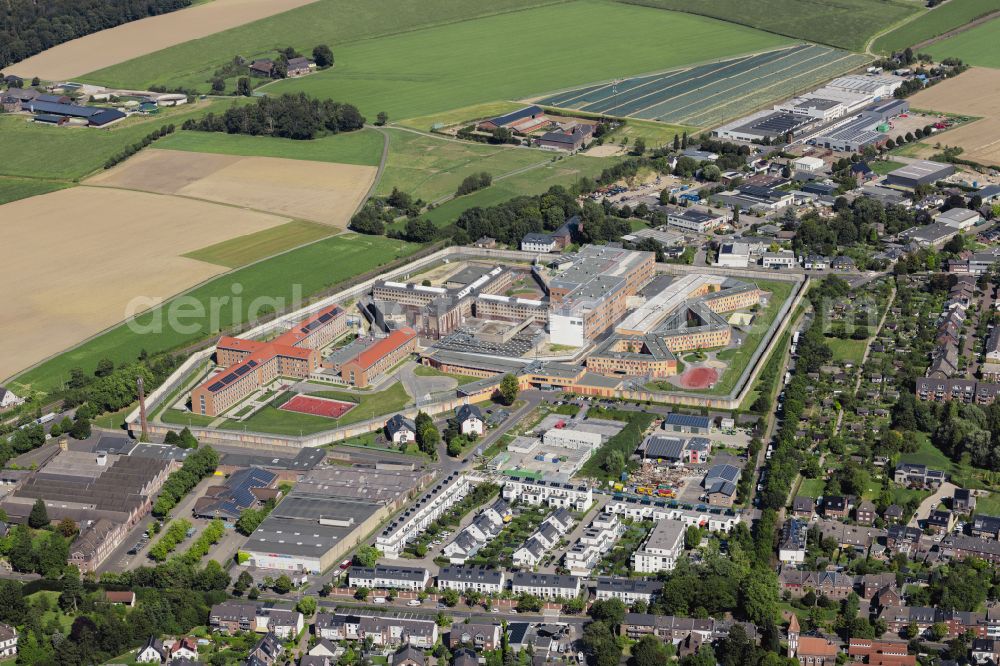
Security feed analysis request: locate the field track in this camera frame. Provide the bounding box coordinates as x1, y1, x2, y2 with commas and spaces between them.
6, 0, 320, 80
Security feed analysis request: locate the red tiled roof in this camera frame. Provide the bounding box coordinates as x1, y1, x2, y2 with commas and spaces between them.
349, 328, 417, 370
798, 637, 839, 657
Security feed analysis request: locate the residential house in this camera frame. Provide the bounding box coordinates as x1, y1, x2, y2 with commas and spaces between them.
521, 233, 558, 253
349, 566, 429, 591
262, 609, 304, 639
972, 514, 1000, 540
510, 572, 580, 599
286, 57, 315, 77
779, 518, 808, 565
926, 510, 953, 534
314, 613, 438, 648
856, 501, 877, 526
792, 496, 816, 519
595, 577, 663, 605
457, 404, 484, 436
247, 631, 283, 666
210, 602, 260, 634
778, 569, 854, 600
632, 520, 685, 573
953, 488, 976, 513
169, 637, 199, 662
137, 637, 165, 663
824, 495, 852, 519
391, 645, 425, 666
894, 463, 945, 489
449, 624, 502, 651
437, 566, 505, 595
386, 415, 417, 444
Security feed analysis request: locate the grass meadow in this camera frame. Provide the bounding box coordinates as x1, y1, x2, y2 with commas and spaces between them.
11, 234, 419, 394
620, 0, 918, 52
925, 16, 1000, 67
79, 0, 566, 91
0, 100, 227, 181
413, 152, 622, 229
0, 177, 72, 205
156, 128, 385, 166
266, 1, 792, 120
377, 129, 555, 203
182, 220, 336, 268
873, 0, 1000, 53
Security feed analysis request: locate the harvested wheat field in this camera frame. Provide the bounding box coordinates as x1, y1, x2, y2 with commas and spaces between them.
87, 149, 377, 227
0, 187, 289, 380
909, 67, 1000, 166
6, 0, 320, 81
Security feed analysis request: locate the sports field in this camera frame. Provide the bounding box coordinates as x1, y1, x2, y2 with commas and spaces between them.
0, 187, 290, 382
266, 1, 793, 121
925, 16, 1000, 67
222, 383, 412, 435
280, 394, 356, 419
87, 148, 377, 227
908, 67, 1000, 166
79, 0, 564, 91
7, 0, 322, 80
617, 0, 918, 52
872, 0, 1000, 53
539, 44, 870, 126
156, 129, 384, 166
8, 234, 420, 393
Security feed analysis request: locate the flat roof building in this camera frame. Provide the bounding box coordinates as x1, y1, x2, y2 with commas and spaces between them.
884, 160, 955, 189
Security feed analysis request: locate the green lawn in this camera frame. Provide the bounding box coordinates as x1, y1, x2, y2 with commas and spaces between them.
603, 117, 701, 149
925, 15, 1000, 67
10, 234, 420, 394
0, 101, 226, 180
226, 382, 411, 435
694, 279, 795, 396
826, 337, 868, 364
412, 364, 482, 386
157, 128, 384, 166
79, 0, 561, 91
265, 1, 792, 121
873, 0, 1000, 54
0, 177, 72, 205
417, 153, 622, 228
182, 220, 336, 268
622, 0, 918, 52
971, 491, 1000, 516
27, 591, 74, 633
870, 160, 906, 175
900, 431, 954, 469
377, 129, 552, 203
891, 141, 932, 157
797, 477, 825, 499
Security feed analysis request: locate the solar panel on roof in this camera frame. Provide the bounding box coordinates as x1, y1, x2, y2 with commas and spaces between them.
234, 365, 252, 376
222, 372, 238, 383
208, 382, 225, 392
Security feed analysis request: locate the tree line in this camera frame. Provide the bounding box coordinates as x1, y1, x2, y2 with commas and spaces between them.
0, 0, 191, 70
103, 124, 175, 170
182, 93, 364, 140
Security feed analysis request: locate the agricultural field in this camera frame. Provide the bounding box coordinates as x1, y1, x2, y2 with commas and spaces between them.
872, 0, 1000, 53
156, 128, 384, 166
925, 16, 1000, 67
618, 0, 919, 52
539, 43, 870, 126
8, 0, 323, 80
397, 102, 532, 132
9, 234, 420, 393
182, 220, 335, 268
0, 177, 71, 205
1, 187, 289, 383
87, 148, 377, 226
0, 100, 225, 181
908, 67, 1000, 166
79, 0, 564, 92
267, 1, 794, 121
376, 129, 554, 203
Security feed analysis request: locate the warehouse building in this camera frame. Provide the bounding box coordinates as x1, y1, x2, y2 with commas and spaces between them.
884, 160, 955, 189
666, 208, 726, 233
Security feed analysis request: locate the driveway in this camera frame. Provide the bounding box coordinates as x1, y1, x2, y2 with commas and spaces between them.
397, 362, 456, 406
909, 481, 958, 528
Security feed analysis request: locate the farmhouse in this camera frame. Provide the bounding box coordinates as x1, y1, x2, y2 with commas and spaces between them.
286, 56, 315, 77
536, 124, 593, 152
22, 99, 126, 127
477, 106, 547, 134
